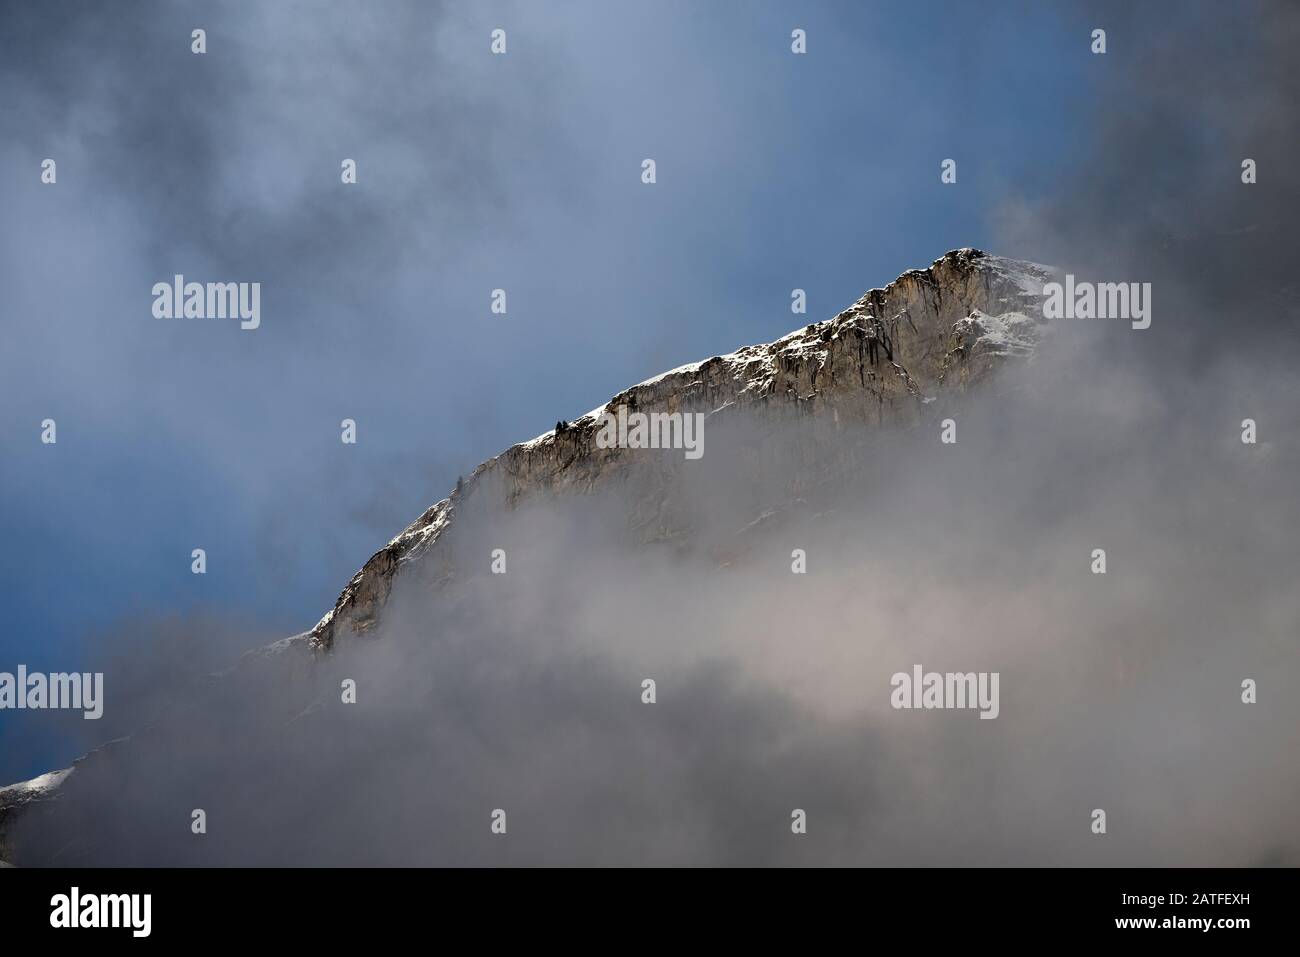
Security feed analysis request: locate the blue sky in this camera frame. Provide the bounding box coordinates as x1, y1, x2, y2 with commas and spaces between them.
0, 0, 1106, 778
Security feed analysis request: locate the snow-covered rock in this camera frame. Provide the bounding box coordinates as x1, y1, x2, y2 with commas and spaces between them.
0, 248, 1055, 862
304, 248, 1054, 651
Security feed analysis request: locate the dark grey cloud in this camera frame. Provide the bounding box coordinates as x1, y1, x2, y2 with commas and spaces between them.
11, 319, 1300, 864
995, 1, 1300, 354
4, 1, 1299, 865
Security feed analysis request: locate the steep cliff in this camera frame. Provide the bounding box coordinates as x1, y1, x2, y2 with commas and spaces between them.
304, 248, 1053, 651
0, 248, 1054, 863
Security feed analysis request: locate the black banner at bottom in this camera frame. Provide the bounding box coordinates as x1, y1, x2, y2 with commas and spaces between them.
0, 867, 1286, 942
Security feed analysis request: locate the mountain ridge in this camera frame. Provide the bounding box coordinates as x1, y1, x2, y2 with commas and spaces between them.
0, 247, 1055, 864
301, 247, 1054, 652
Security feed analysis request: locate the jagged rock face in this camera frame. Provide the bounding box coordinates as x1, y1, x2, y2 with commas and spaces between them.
0, 770, 72, 863
307, 248, 1054, 651
0, 247, 1055, 864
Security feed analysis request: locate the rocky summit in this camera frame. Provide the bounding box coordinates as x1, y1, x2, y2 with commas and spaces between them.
0, 248, 1055, 864
304, 248, 1054, 652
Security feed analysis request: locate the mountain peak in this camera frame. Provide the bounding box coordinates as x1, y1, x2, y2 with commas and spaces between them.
304, 249, 1054, 651
0, 247, 1057, 864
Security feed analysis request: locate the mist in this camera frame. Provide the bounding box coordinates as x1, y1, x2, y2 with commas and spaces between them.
10, 305, 1299, 865
4, 1, 1299, 866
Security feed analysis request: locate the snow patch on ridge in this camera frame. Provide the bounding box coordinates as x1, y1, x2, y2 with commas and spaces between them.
0, 768, 72, 798
955, 309, 1041, 357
